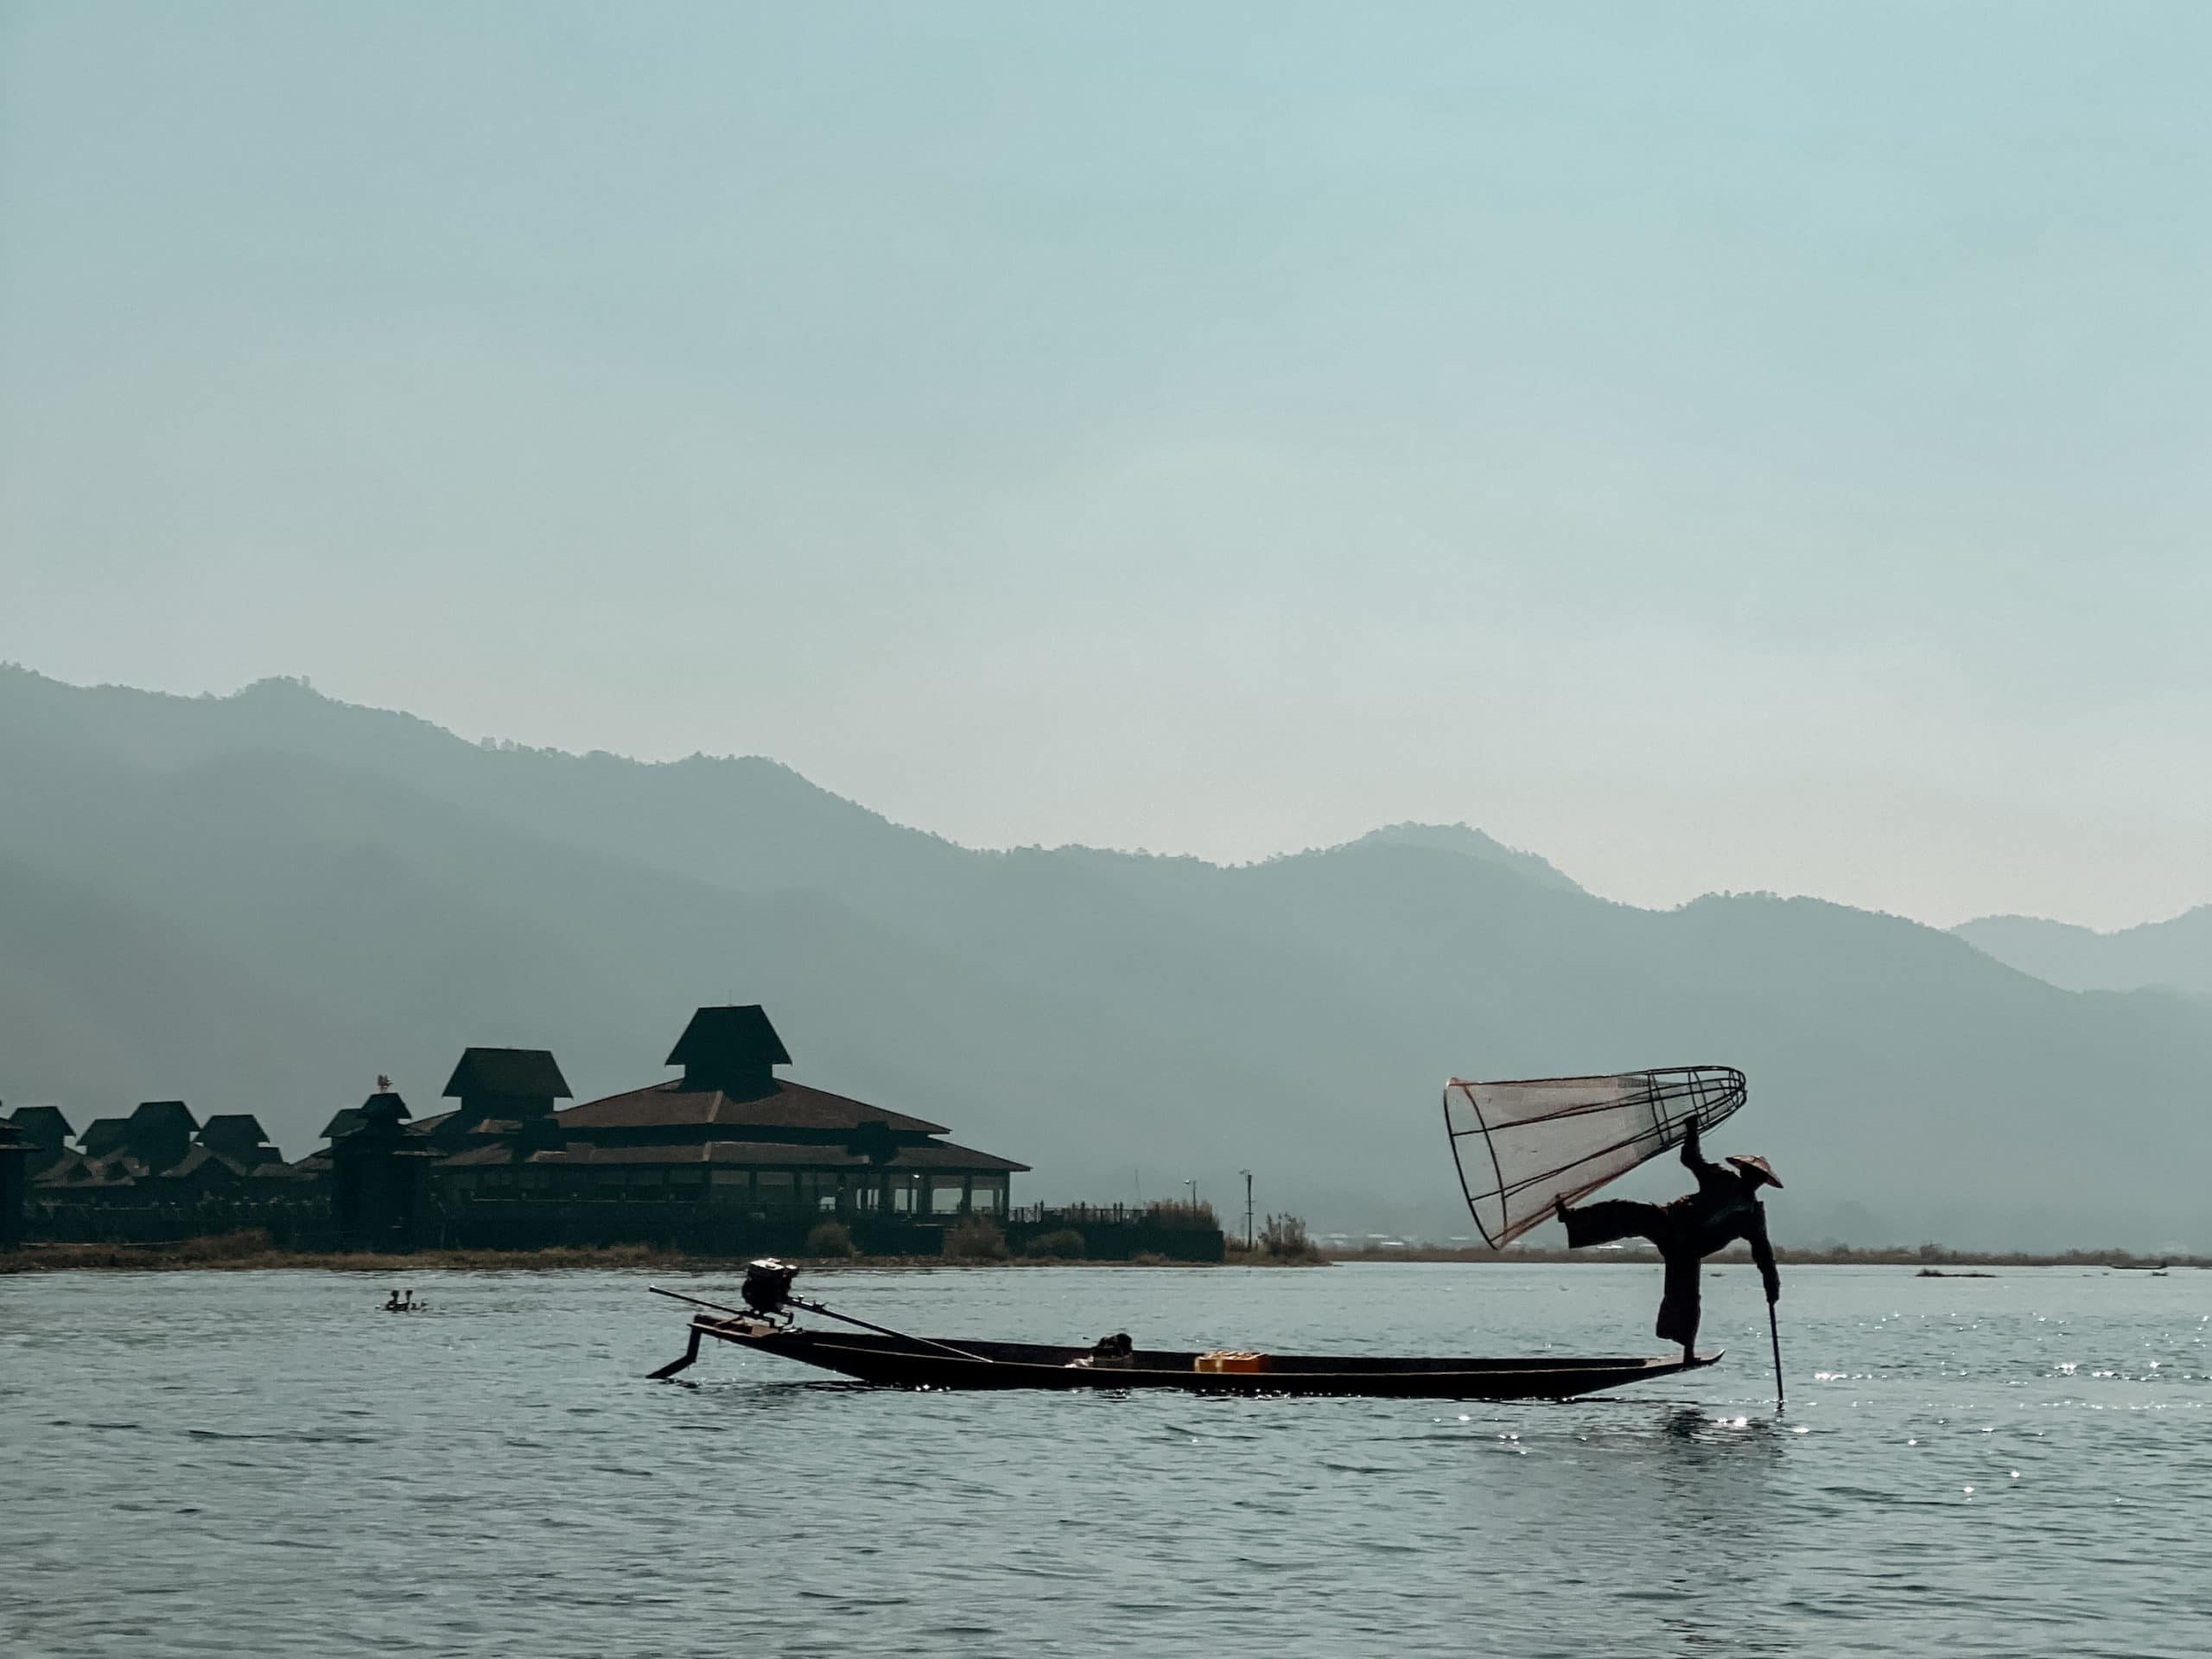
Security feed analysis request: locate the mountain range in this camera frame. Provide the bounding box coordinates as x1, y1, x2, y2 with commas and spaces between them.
1952, 910, 2212, 1001
2, 664, 2206, 1250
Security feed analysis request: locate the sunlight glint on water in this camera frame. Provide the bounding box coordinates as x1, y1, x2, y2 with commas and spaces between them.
3, 1263, 2208, 1657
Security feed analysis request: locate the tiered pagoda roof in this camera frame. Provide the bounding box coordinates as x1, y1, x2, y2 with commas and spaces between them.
416, 1006, 1027, 1178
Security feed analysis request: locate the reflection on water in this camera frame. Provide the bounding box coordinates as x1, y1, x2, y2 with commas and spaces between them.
2, 1263, 2209, 1656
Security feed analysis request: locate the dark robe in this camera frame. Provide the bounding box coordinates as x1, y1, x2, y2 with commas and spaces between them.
1561, 1129, 1778, 1349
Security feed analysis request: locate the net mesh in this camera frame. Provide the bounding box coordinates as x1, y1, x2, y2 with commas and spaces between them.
1443, 1066, 1746, 1248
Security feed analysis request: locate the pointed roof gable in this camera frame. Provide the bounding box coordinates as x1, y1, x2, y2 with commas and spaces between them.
442, 1048, 571, 1102
33, 1149, 136, 1188
197, 1114, 279, 1161
151, 1145, 247, 1185
358, 1090, 411, 1128
79, 1117, 131, 1157
130, 1100, 200, 1135
6, 1105, 74, 1150
330, 1091, 421, 1157
667, 1006, 791, 1072
30, 1148, 92, 1185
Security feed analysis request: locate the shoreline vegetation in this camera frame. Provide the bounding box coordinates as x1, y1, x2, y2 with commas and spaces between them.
2, 1232, 2202, 1275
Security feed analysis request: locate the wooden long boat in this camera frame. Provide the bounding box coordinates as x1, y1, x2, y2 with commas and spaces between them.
652, 1312, 1719, 1399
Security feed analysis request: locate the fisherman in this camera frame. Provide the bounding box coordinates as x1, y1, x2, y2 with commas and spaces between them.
1554, 1119, 1781, 1361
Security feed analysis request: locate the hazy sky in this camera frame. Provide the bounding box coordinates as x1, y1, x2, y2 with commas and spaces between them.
3, 3, 2206, 931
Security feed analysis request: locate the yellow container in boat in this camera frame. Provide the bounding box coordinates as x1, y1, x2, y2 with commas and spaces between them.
1195, 1350, 1269, 1374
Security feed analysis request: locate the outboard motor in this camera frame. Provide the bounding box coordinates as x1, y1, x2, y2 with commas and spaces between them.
741, 1258, 799, 1321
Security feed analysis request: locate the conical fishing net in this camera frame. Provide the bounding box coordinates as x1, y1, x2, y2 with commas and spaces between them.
1443, 1066, 1746, 1248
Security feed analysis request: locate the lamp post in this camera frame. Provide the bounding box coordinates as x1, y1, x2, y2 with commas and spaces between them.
1185, 1178, 1198, 1211
1238, 1169, 1253, 1251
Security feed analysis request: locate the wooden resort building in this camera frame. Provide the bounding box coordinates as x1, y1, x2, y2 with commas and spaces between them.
5, 1003, 1037, 1255
13, 1098, 318, 1238
409, 1006, 1028, 1247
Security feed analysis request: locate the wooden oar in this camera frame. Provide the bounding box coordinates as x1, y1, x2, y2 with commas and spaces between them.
648, 1284, 996, 1364
648, 1284, 752, 1320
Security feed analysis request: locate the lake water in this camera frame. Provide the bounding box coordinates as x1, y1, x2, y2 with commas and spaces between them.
3, 1262, 2207, 1657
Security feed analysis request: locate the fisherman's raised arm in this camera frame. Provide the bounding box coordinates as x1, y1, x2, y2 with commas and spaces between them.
1679, 1116, 1718, 1174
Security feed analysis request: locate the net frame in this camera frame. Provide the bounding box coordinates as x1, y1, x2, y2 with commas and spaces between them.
1442, 1065, 1747, 1248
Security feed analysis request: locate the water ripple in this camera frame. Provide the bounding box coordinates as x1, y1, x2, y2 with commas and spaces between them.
3, 1263, 2208, 1656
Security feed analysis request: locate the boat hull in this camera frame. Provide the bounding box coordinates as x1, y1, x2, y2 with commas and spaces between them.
664, 1315, 1718, 1399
